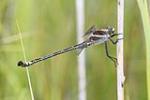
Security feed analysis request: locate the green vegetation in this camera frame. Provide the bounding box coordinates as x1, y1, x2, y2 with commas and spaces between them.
0, 0, 147, 100
137, 0, 150, 100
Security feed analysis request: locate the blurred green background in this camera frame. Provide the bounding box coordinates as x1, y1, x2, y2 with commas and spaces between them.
0, 0, 147, 100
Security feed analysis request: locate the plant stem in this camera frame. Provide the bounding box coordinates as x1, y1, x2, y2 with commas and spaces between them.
75, 0, 86, 100
117, 0, 125, 100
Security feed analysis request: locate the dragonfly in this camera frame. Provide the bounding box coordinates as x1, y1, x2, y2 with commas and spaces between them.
17, 25, 122, 67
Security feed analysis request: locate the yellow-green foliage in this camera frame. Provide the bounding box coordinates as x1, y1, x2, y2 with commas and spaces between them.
137, 0, 150, 100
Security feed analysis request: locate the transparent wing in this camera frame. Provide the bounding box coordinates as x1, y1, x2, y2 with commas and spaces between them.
83, 25, 96, 37
75, 25, 96, 55
76, 48, 84, 55
90, 37, 108, 45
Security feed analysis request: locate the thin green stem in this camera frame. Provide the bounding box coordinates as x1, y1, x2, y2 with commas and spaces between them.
16, 20, 35, 100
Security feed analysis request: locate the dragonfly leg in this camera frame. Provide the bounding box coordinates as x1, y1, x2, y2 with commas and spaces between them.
110, 33, 122, 37
104, 42, 117, 67
109, 38, 123, 44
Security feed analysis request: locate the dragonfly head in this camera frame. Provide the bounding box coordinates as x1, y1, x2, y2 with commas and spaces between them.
107, 26, 115, 36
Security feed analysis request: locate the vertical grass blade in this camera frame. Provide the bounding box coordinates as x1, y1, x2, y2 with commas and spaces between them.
117, 0, 125, 100
75, 0, 86, 100
137, 0, 150, 100
16, 21, 35, 100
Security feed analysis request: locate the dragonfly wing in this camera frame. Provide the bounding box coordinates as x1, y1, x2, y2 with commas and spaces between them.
76, 48, 84, 55
83, 25, 96, 37
92, 37, 108, 45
